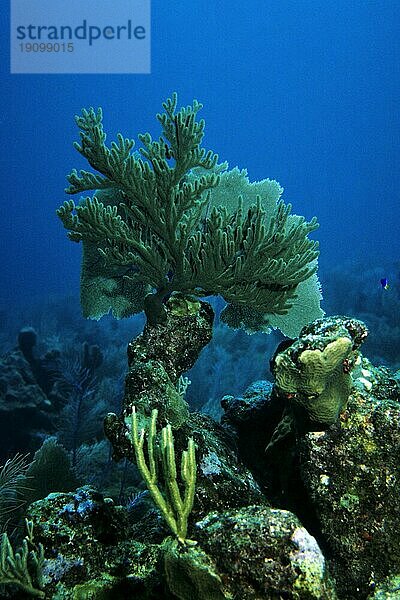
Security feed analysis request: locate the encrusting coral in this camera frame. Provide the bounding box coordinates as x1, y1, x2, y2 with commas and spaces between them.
266, 316, 368, 452
57, 93, 322, 337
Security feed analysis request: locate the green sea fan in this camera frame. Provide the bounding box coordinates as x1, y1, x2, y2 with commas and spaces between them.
57, 93, 323, 336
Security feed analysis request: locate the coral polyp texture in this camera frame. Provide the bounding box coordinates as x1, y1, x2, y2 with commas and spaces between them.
57, 93, 322, 337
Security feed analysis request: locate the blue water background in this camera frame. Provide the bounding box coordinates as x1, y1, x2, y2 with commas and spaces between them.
0, 1, 399, 306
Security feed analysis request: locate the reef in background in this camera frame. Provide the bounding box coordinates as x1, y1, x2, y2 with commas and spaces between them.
1, 301, 399, 599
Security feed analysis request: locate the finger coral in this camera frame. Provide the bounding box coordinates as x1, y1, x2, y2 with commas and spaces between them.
130, 407, 196, 545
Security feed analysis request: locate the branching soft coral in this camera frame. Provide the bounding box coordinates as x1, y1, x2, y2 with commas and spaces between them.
57, 93, 322, 336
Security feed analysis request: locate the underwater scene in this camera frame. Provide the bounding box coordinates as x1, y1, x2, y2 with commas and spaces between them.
1, 1, 400, 598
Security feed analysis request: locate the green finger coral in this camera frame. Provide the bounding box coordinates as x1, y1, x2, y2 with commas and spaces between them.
57, 93, 323, 336
130, 407, 196, 545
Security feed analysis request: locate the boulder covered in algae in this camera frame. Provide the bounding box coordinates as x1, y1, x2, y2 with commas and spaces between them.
222, 316, 400, 598
193, 505, 337, 599
299, 358, 400, 599
26, 485, 335, 600
26, 486, 336, 600
104, 293, 267, 521
177, 411, 268, 520
27, 486, 171, 599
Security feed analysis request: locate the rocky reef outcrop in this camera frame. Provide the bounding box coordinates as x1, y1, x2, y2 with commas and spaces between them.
3, 311, 400, 599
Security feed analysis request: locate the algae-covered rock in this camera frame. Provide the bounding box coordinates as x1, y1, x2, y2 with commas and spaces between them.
179, 412, 268, 522
221, 320, 400, 598
0, 346, 54, 456
104, 295, 214, 461
163, 537, 227, 600
299, 363, 400, 598
370, 574, 400, 599
27, 486, 168, 599
195, 505, 336, 599
53, 574, 124, 600
104, 293, 266, 526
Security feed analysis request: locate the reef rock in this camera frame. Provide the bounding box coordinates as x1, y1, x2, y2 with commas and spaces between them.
299, 359, 400, 598
0, 346, 53, 455
27, 486, 170, 599
194, 505, 336, 599
180, 412, 267, 520
27, 488, 334, 600
222, 316, 400, 598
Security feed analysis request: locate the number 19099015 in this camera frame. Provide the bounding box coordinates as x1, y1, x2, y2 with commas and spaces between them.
19, 42, 74, 52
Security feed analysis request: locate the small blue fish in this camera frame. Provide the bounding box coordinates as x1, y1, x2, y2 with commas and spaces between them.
380, 277, 389, 290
